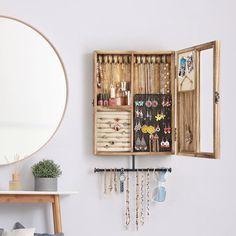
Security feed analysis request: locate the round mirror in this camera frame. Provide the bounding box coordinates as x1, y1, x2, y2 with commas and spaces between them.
0, 16, 68, 165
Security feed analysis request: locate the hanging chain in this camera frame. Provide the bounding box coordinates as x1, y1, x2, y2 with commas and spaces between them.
136, 171, 140, 230
146, 170, 150, 217
140, 171, 145, 226
125, 172, 130, 228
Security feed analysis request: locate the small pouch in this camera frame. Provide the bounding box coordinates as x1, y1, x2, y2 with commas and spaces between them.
152, 170, 167, 202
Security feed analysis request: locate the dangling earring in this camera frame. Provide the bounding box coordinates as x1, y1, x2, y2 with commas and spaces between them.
139, 109, 143, 119
149, 134, 154, 151
168, 123, 171, 134
162, 97, 166, 107
149, 110, 152, 120
155, 123, 160, 132
164, 123, 168, 134
146, 110, 150, 120
140, 135, 147, 151
135, 135, 141, 151
135, 107, 139, 118
154, 134, 159, 152
134, 121, 141, 132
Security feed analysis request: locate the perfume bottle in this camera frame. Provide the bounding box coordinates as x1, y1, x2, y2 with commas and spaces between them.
103, 94, 109, 106
97, 94, 103, 106
109, 84, 116, 106
9, 173, 22, 191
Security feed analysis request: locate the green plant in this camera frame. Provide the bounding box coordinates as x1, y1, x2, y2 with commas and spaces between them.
32, 159, 62, 178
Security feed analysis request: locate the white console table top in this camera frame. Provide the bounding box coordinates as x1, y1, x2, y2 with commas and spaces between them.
0, 191, 78, 195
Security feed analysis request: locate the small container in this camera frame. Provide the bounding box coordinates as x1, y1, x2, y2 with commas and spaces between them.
110, 85, 116, 98
9, 173, 22, 191
127, 91, 131, 105
109, 98, 117, 106
97, 94, 103, 106
103, 94, 109, 106
116, 88, 122, 106
121, 81, 127, 91
35, 177, 57, 191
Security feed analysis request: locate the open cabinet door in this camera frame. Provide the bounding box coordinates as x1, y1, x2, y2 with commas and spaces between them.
176, 41, 220, 159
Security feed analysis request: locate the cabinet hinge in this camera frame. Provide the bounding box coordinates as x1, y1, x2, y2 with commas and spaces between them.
174, 128, 177, 141
92, 99, 94, 106
215, 91, 220, 104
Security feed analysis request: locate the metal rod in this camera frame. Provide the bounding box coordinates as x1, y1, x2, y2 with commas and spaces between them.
132, 155, 135, 170
94, 168, 172, 173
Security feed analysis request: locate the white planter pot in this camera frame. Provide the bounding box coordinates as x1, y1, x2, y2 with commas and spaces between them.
34, 177, 57, 191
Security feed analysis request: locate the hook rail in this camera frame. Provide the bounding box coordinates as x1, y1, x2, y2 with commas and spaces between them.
94, 168, 172, 173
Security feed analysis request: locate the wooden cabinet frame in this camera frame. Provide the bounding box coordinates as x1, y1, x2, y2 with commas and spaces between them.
93, 41, 220, 159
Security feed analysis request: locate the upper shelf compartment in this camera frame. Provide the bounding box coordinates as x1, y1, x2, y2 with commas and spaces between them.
133, 54, 171, 95
95, 53, 132, 109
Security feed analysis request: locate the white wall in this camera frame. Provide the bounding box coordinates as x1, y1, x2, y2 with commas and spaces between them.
0, 0, 235, 235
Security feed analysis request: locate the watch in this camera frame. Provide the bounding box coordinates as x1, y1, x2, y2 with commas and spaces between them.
119, 168, 126, 193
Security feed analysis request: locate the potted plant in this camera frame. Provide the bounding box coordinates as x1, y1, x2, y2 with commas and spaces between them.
32, 159, 62, 191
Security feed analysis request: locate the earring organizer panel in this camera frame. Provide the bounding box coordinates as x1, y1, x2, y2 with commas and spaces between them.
96, 111, 131, 152
133, 94, 172, 153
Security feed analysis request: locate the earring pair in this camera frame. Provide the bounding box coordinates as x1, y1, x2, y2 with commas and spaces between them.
135, 108, 143, 118
146, 99, 158, 108
164, 124, 171, 134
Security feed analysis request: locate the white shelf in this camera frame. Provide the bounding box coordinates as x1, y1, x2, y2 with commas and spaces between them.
0, 191, 78, 195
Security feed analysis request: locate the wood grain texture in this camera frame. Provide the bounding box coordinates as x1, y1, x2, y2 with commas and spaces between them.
96, 111, 131, 152
0, 193, 63, 234
0, 194, 54, 203
213, 41, 221, 159
177, 91, 196, 153
176, 41, 220, 158
52, 195, 62, 233
93, 47, 219, 158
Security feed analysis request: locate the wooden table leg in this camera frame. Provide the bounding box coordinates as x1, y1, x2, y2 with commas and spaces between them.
52, 195, 62, 233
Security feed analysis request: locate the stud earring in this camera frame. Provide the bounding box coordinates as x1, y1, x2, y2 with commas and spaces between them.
160, 138, 165, 148
152, 99, 158, 108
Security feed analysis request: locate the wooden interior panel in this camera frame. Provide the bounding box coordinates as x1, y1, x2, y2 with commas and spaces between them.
94, 51, 175, 156
176, 41, 220, 158
177, 91, 196, 153
96, 111, 131, 152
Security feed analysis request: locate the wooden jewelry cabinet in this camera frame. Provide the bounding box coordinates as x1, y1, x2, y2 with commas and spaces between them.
93, 41, 220, 159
